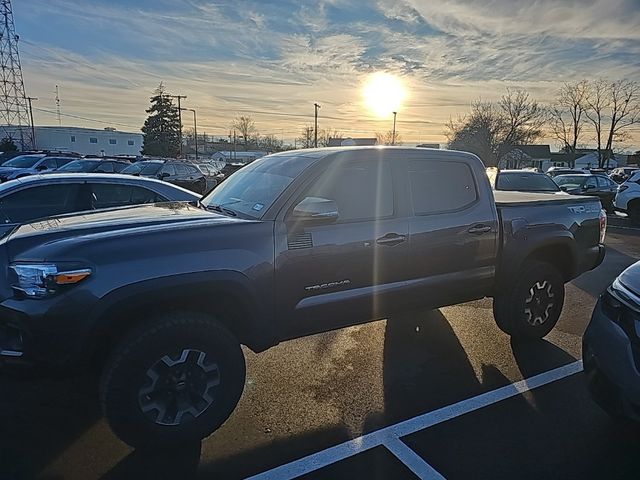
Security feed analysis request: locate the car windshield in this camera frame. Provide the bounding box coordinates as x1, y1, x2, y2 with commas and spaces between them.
496, 172, 560, 192
201, 154, 319, 218
554, 175, 588, 187
139, 163, 163, 175
58, 160, 100, 172
2, 154, 44, 168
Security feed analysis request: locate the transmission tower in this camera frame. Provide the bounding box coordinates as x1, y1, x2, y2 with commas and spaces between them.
0, 0, 34, 150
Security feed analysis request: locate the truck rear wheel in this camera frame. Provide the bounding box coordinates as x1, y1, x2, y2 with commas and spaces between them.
99, 313, 245, 448
493, 260, 565, 341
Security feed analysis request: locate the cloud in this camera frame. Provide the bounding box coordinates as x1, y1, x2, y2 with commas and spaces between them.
12, 0, 640, 147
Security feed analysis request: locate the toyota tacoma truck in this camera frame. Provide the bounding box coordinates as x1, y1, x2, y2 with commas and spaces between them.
0, 147, 606, 448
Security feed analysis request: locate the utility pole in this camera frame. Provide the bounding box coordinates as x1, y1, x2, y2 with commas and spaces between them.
55, 85, 61, 126
167, 94, 187, 157
314, 102, 321, 148
233, 130, 237, 161
181, 108, 198, 161
392, 111, 397, 146
25, 96, 36, 149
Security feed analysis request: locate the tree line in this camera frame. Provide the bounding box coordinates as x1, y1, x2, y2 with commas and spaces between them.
446, 80, 640, 168
140, 80, 639, 164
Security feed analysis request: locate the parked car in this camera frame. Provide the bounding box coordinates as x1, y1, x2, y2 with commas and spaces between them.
583, 260, 640, 423
614, 170, 640, 221
215, 162, 246, 184
554, 174, 618, 212
0, 147, 606, 448
197, 163, 219, 192
546, 167, 586, 178
135, 159, 207, 194
494, 170, 564, 194
54, 158, 131, 174
0, 153, 78, 181
610, 167, 639, 184
0, 173, 199, 236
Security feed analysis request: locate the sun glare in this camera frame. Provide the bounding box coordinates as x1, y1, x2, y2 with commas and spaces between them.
363, 72, 406, 118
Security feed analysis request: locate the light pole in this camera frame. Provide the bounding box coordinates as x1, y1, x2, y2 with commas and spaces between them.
314, 102, 321, 148
392, 111, 397, 146
182, 108, 198, 161
26, 96, 37, 149
168, 94, 187, 157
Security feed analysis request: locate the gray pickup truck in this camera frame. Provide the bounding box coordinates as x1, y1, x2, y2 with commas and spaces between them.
0, 147, 606, 448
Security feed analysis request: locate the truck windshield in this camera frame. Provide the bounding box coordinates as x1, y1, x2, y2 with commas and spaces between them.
201, 153, 319, 219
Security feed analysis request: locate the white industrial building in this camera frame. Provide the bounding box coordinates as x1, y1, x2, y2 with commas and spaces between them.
1, 126, 143, 156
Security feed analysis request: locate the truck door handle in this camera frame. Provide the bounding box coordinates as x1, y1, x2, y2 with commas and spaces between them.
468, 225, 492, 235
376, 233, 406, 246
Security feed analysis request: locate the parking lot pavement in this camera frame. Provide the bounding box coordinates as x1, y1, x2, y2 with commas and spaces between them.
1, 231, 639, 480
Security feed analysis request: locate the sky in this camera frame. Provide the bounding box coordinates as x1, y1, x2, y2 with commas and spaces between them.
14, 0, 640, 148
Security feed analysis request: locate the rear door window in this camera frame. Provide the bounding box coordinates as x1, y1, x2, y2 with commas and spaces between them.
408, 160, 477, 215
90, 184, 164, 208
175, 164, 189, 175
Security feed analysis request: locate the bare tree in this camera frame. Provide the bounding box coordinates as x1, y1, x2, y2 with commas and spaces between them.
498, 88, 545, 156
231, 115, 257, 147
257, 134, 284, 152
602, 80, 640, 167
375, 130, 402, 146
445, 101, 506, 166
319, 128, 342, 147
583, 79, 608, 166
297, 126, 314, 148
548, 80, 588, 166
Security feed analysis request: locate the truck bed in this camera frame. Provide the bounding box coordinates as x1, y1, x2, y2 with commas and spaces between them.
493, 190, 597, 207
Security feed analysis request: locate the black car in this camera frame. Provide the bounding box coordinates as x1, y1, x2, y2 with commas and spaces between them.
133, 160, 207, 194
0, 153, 78, 181
0, 173, 200, 236
583, 261, 640, 423
494, 170, 564, 193
54, 158, 131, 174
215, 162, 246, 184
554, 174, 618, 212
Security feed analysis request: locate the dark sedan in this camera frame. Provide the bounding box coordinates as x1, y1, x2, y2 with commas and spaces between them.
55, 158, 131, 174
584, 261, 640, 423
0, 173, 199, 236
494, 170, 564, 193
554, 174, 618, 212
131, 160, 207, 194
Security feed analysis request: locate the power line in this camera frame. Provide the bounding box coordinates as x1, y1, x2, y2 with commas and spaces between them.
32, 107, 141, 130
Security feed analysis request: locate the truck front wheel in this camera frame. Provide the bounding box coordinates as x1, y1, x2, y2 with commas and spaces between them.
493, 260, 565, 341
99, 313, 246, 448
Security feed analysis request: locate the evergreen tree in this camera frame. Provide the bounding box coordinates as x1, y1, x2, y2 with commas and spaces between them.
141, 83, 181, 157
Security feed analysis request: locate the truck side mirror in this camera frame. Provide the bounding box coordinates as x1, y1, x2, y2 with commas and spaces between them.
292, 197, 339, 224
36, 164, 47, 171
584, 184, 596, 190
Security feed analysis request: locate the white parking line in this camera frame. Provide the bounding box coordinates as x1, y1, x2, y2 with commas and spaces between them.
383, 436, 445, 479
247, 360, 583, 480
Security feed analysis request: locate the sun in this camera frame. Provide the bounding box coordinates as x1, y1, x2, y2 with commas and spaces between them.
363, 72, 406, 118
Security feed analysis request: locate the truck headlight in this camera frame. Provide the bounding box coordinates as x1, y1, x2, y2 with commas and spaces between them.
9, 264, 91, 298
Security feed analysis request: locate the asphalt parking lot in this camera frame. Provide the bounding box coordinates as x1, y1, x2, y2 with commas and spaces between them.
1, 217, 639, 480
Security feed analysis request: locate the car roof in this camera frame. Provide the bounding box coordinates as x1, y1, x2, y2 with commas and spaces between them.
0, 173, 200, 198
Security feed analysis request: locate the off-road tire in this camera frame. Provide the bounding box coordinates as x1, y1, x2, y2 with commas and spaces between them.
493, 260, 565, 341
99, 312, 245, 448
